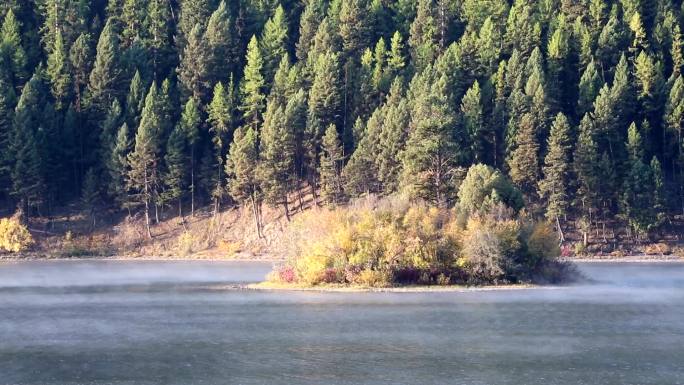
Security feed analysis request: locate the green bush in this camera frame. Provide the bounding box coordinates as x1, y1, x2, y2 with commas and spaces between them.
458, 164, 524, 215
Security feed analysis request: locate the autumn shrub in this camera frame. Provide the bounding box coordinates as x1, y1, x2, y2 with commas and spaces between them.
355, 269, 390, 287
526, 222, 561, 266
270, 192, 572, 287
0, 217, 34, 253
176, 231, 195, 256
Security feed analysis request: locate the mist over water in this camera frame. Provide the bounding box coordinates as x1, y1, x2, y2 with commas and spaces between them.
1, 261, 683, 385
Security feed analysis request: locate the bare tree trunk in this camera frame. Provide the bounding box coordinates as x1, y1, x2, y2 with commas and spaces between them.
250, 194, 262, 238
556, 216, 565, 242
190, 145, 195, 217
297, 181, 304, 212
154, 203, 160, 224
144, 198, 152, 239
283, 194, 290, 222
178, 199, 187, 231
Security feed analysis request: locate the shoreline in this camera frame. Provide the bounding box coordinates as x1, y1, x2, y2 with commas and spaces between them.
1, 255, 681, 264
569, 256, 683, 263
236, 282, 546, 293
0, 255, 281, 263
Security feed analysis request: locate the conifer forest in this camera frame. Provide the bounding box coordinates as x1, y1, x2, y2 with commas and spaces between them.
1, 0, 683, 244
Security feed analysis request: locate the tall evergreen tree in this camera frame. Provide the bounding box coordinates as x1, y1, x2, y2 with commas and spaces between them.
408, 0, 438, 73
46, 30, 71, 109
178, 97, 201, 216
240, 36, 266, 132
69, 32, 91, 113
226, 126, 263, 237
508, 112, 540, 199
205, 1, 234, 83
108, 122, 131, 211
177, 23, 211, 102
0, 9, 28, 89
207, 81, 235, 213
319, 124, 345, 205
401, 73, 459, 206
127, 82, 163, 237
257, 101, 296, 218
573, 114, 600, 246
11, 73, 46, 217
87, 18, 120, 111
338, 0, 372, 58
145, 0, 174, 79
259, 4, 288, 84
539, 113, 574, 240
163, 124, 189, 218
296, 0, 325, 63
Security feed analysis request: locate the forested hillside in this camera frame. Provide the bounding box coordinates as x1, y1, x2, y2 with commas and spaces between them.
0, 0, 683, 245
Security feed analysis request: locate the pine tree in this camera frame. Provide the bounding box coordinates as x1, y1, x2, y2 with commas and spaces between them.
145, 0, 174, 78
0, 82, 15, 197
596, 5, 628, 74
283, 88, 308, 210
578, 60, 602, 118
319, 124, 345, 205
99, 100, 124, 175
573, 114, 600, 246
121, 0, 146, 47
259, 4, 288, 84
401, 73, 460, 206
88, 18, 120, 111
307, 50, 342, 136
338, 0, 372, 58
620, 122, 657, 239
408, 0, 438, 73
226, 126, 263, 237
240, 36, 266, 132
178, 98, 201, 216
108, 122, 131, 211
461, 0, 508, 28
343, 116, 379, 196
460, 80, 487, 163
125, 70, 145, 127
258, 101, 296, 218
539, 113, 573, 240
508, 112, 539, 199
127, 82, 163, 238
387, 31, 406, 79
178, 0, 212, 45
477, 17, 502, 77
11, 74, 46, 217
0, 9, 28, 88
69, 33, 91, 113
205, 1, 234, 83
377, 79, 409, 192
207, 81, 235, 213
269, 56, 296, 106
163, 124, 188, 219
672, 24, 683, 77
305, 50, 342, 199
177, 23, 211, 102
296, 0, 324, 63
81, 167, 99, 229
46, 30, 71, 110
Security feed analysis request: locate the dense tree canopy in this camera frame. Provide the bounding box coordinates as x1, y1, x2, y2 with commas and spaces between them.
0, 0, 682, 241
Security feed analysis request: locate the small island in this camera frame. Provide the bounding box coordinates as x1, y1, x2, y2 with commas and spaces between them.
263, 164, 576, 289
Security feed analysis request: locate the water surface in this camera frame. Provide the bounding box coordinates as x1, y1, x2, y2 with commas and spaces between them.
1, 260, 683, 385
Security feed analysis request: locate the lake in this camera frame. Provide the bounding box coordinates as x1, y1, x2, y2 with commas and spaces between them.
1, 260, 683, 385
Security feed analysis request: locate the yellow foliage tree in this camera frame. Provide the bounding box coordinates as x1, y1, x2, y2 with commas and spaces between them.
0, 218, 34, 253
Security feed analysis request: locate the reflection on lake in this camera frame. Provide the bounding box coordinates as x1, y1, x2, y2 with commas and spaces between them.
1, 260, 683, 385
